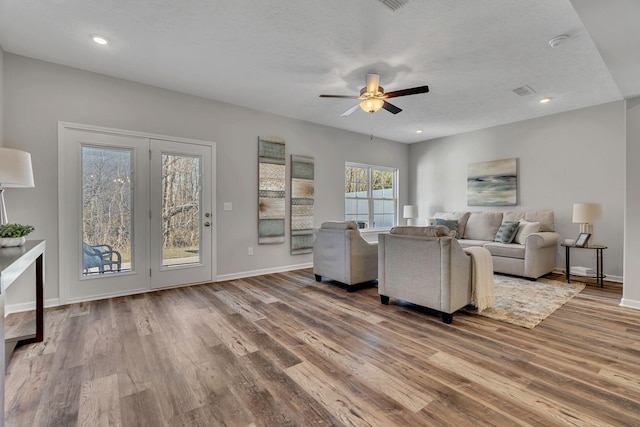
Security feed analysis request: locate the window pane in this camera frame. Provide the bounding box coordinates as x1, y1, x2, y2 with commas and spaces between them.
372, 169, 393, 197
82, 146, 132, 275
345, 199, 357, 216
345, 163, 396, 229
345, 166, 368, 196
161, 153, 201, 267
357, 199, 369, 213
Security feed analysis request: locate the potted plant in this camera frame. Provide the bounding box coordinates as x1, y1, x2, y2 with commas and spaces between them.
0, 223, 35, 247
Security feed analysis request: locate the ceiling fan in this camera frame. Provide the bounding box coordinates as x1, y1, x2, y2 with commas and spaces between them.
320, 73, 429, 116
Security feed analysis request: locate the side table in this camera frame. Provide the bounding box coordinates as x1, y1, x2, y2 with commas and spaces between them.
561, 243, 606, 287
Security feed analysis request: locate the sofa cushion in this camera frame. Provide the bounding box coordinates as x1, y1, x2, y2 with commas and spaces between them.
321, 221, 358, 230
434, 212, 470, 237
525, 211, 554, 232
503, 210, 554, 232
434, 219, 460, 238
457, 239, 488, 248
483, 242, 526, 259
494, 221, 520, 243
464, 212, 503, 241
390, 225, 450, 237
514, 221, 541, 244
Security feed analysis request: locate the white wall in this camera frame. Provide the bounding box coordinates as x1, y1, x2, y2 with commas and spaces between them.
409, 101, 626, 280
623, 97, 640, 308
3, 54, 409, 306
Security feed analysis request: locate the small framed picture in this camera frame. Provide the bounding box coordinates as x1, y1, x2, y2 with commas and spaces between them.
575, 232, 591, 247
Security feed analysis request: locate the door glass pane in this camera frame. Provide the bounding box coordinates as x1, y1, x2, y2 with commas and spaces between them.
162, 153, 201, 267
81, 146, 132, 276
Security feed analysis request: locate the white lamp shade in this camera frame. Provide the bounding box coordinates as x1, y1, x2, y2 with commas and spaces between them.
0, 148, 35, 188
572, 203, 602, 224
403, 205, 418, 219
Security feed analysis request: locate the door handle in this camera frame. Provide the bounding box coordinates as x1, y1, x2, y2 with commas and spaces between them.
204, 222, 211, 227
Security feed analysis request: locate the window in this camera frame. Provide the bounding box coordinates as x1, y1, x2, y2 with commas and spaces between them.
345, 163, 397, 229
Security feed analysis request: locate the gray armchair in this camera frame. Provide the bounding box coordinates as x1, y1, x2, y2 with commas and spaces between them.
313, 221, 378, 290
378, 227, 473, 323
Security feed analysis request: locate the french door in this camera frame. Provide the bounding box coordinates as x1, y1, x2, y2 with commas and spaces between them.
58, 123, 215, 303
149, 139, 212, 289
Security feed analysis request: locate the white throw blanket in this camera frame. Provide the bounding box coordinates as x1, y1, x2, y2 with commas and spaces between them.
463, 247, 495, 312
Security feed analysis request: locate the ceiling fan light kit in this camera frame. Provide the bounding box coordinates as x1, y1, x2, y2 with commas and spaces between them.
320, 73, 429, 117
360, 98, 385, 113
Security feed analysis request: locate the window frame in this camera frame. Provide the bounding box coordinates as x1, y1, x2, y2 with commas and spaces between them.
344, 162, 398, 231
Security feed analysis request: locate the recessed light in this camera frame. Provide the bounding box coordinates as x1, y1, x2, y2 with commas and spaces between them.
540, 97, 552, 104
416, 129, 423, 133
92, 35, 108, 45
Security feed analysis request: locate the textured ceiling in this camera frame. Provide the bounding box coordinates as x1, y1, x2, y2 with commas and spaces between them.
0, 0, 635, 143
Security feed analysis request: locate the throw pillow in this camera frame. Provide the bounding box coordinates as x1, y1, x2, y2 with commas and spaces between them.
494, 221, 520, 243
514, 221, 541, 244
435, 218, 459, 238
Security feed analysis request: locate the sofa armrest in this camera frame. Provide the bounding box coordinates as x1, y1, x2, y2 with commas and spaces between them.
524, 232, 560, 249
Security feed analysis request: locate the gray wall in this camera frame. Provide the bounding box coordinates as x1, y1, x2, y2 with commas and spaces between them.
3, 53, 409, 306
0, 45, 4, 144
624, 97, 640, 308
409, 101, 626, 280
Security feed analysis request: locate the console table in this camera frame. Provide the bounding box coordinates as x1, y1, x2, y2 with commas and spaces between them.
561, 243, 606, 287
0, 240, 46, 426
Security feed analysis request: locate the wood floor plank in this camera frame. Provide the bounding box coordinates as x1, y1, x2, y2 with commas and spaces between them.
296, 328, 434, 412
428, 351, 607, 426
285, 362, 401, 427
119, 389, 167, 427
78, 374, 121, 427
213, 288, 267, 321
5, 270, 640, 426
232, 279, 281, 304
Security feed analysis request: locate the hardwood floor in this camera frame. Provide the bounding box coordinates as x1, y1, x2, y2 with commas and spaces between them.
5, 270, 640, 426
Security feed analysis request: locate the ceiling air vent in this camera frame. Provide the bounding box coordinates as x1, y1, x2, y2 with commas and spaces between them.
378, 0, 409, 12
512, 85, 536, 96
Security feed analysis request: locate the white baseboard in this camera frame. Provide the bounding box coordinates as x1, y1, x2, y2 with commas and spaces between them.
4, 264, 314, 315
620, 298, 640, 310
5, 298, 60, 316
216, 262, 313, 282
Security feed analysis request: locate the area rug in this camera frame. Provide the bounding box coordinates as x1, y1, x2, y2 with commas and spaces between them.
464, 275, 585, 328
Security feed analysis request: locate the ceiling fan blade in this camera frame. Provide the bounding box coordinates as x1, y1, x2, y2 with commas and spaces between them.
383, 85, 429, 98
382, 101, 402, 114
319, 94, 359, 99
341, 104, 361, 116
366, 73, 380, 95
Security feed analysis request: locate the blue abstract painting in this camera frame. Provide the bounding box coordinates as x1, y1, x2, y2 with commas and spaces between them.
467, 158, 517, 206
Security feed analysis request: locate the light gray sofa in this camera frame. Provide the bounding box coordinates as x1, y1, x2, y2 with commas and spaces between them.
434, 210, 560, 279
313, 221, 378, 289
378, 227, 473, 323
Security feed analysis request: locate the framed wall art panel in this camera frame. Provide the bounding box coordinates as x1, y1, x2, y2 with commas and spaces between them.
290, 155, 314, 254
258, 137, 286, 244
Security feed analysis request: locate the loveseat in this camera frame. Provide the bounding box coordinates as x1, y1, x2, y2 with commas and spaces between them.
433, 210, 560, 279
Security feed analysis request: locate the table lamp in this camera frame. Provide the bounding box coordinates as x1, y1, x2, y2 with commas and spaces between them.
403, 205, 418, 226
0, 148, 35, 225
572, 202, 601, 243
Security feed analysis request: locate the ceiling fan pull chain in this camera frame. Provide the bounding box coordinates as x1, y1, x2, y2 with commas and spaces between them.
370, 113, 374, 140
